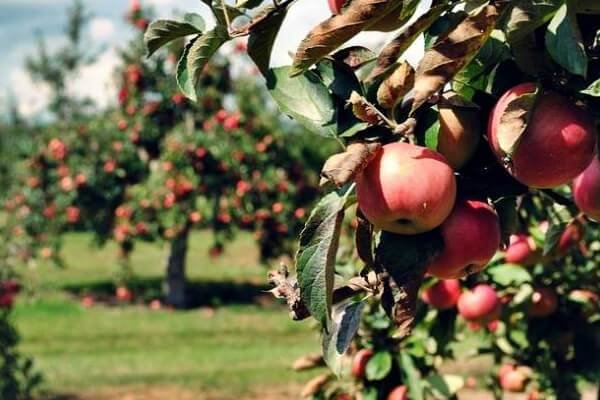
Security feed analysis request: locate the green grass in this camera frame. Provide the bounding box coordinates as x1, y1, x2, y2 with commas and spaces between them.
13, 232, 319, 397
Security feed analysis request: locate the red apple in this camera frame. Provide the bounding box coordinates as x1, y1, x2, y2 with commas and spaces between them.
427, 199, 500, 279
0, 293, 15, 308
488, 82, 597, 188
421, 279, 461, 309
116, 286, 133, 302
356, 142, 456, 234
328, 0, 346, 14
500, 368, 529, 393
457, 284, 501, 323
505, 234, 540, 266
350, 348, 373, 379
387, 385, 408, 400
66, 206, 80, 223
573, 156, 600, 221
529, 287, 558, 318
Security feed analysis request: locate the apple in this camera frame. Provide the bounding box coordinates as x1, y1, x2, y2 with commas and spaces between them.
104, 160, 117, 174
421, 279, 461, 309
505, 233, 540, 266
437, 104, 481, 170
0, 293, 15, 309
387, 385, 408, 400
529, 287, 558, 318
189, 212, 202, 224
48, 138, 68, 160
172, 93, 185, 105
272, 202, 284, 214
573, 156, 600, 221
135, 18, 149, 30
81, 295, 94, 307
457, 284, 501, 323
328, 0, 346, 15
118, 119, 128, 131
116, 286, 133, 302
356, 142, 456, 234
294, 208, 306, 219
488, 82, 597, 188
350, 348, 373, 379
427, 199, 500, 279
499, 366, 530, 393
149, 299, 162, 310
66, 206, 80, 223
223, 114, 240, 131
539, 220, 582, 255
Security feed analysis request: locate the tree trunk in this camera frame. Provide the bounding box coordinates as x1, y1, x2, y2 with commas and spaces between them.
164, 228, 190, 308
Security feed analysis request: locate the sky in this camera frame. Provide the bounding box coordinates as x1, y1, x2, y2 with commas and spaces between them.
0, 0, 427, 119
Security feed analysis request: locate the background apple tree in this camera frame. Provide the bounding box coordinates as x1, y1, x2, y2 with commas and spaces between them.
146, 0, 600, 399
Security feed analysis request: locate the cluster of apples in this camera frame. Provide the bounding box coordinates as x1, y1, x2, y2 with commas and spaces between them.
356, 82, 598, 280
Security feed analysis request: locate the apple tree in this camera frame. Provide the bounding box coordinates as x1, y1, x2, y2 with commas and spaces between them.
147, 0, 600, 398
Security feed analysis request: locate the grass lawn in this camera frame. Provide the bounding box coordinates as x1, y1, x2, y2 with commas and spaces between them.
13, 232, 320, 399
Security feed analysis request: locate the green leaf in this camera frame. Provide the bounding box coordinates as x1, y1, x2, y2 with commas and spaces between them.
144, 19, 203, 57
176, 36, 200, 101
426, 374, 464, 399
267, 66, 336, 137
183, 13, 206, 30
424, 116, 440, 150
545, 2, 588, 77
365, 351, 392, 381
543, 221, 567, 256
504, 0, 562, 42
322, 301, 365, 376
486, 263, 532, 286
400, 352, 425, 400
581, 78, 600, 96
186, 28, 229, 101
296, 190, 349, 328
248, 5, 288, 76
497, 85, 539, 157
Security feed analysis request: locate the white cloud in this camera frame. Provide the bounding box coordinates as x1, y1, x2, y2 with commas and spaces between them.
89, 18, 116, 42
10, 68, 52, 118
67, 49, 120, 109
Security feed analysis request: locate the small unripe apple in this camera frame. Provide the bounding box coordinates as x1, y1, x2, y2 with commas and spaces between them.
427, 199, 500, 279
529, 287, 558, 318
488, 83, 597, 188
356, 142, 456, 234
421, 279, 461, 309
573, 156, 600, 221
350, 348, 373, 379
505, 234, 540, 266
457, 284, 501, 323
387, 385, 408, 400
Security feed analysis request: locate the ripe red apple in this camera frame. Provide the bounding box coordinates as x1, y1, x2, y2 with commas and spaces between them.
499, 367, 529, 393
488, 82, 597, 188
427, 199, 500, 279
356, 142, 456, 234
529, 287, 558, 318
350, 348, 373, 379
505, 234, 540, 266
573, 156, 600, 221
66, 206, 80, 223
387, 385, 408, 400
0, 293, 15, 309
421, 279, 461, 309
116, 286, 133, 302
328, 0, 346, 14
457, 284, 501, 323
272, 202, 284, 214
437, 105, 481, 170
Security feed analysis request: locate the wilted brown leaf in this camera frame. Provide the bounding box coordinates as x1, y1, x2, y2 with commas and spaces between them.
497, 86, 539, 157
320, 141, 381, 188
348, 92, 383, 125
411, 5, 499, 114
291, 0, 399, 76
367, 3, 449, 81
301, 373, 332, 398
292, 353, 325, 371
377, 61, 415, 109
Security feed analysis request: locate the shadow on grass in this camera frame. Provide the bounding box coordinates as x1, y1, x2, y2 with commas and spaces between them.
61, 278, 272, 309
